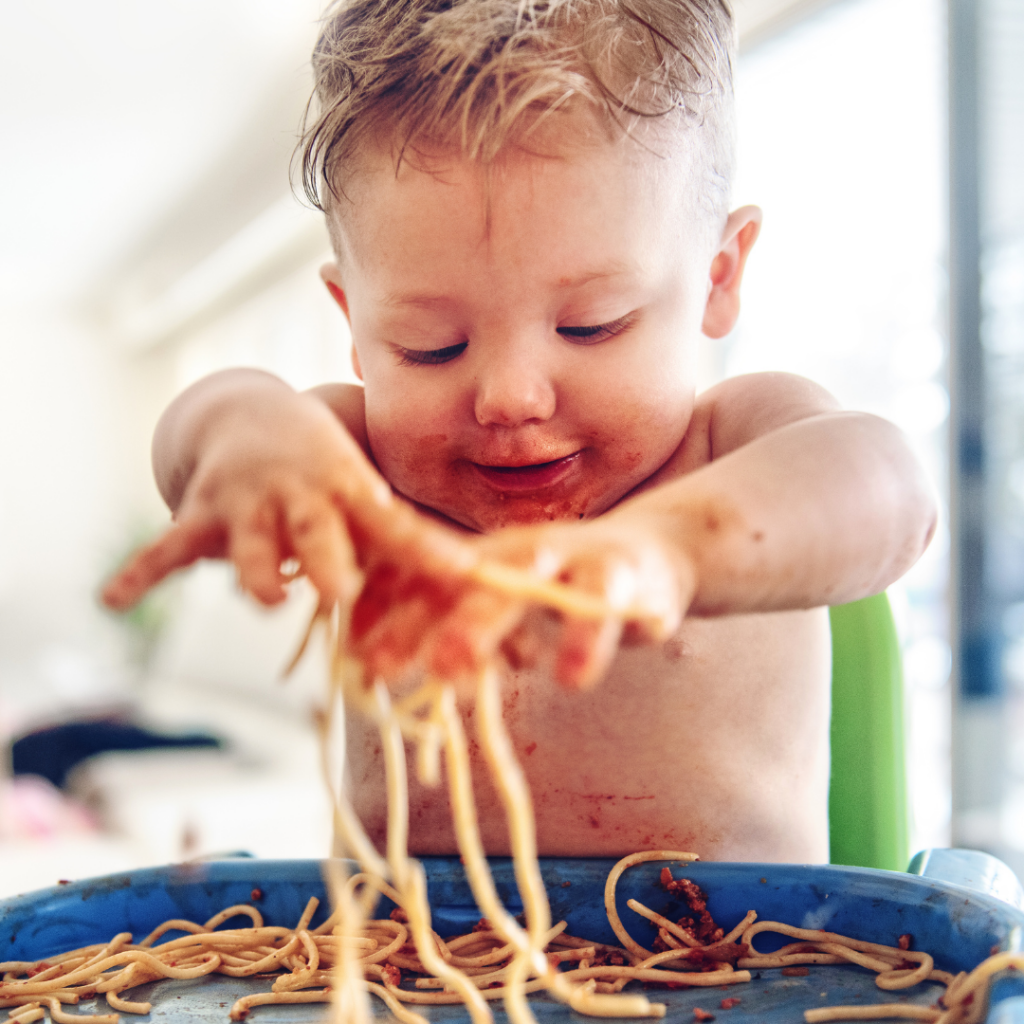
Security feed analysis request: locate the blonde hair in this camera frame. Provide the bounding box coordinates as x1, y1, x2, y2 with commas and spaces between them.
298, 0, 735, 224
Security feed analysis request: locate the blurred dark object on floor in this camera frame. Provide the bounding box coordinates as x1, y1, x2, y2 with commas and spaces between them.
11, 721, 223, 789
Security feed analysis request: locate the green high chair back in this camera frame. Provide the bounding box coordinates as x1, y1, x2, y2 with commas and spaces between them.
828, 593, 909, 871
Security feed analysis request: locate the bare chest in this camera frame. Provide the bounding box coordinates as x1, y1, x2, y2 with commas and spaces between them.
346, 608, 832, 861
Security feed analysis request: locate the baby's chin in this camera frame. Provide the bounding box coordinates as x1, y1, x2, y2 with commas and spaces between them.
391, 462, 634, 532
426, 493, 608, 534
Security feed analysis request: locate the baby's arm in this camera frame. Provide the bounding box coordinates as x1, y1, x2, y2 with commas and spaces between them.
102, 370, 470, 611
358, 373, 935, 688
106, 369, 933, 693
621, 371, 937, 615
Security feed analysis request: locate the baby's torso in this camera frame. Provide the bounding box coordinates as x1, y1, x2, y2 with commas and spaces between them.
346, 606, 832, 863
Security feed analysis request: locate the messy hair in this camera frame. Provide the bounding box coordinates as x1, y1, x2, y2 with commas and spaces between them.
298, 0, 735, 223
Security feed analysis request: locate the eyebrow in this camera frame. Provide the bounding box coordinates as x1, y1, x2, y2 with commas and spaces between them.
382, 265, 635, 310
381, 292, 455, 311
554, 265, 634, 289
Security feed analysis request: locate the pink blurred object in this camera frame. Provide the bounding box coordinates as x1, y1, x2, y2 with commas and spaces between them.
0, 776, 99, 840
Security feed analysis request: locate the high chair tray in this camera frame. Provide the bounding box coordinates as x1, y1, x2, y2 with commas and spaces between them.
2, 855, 1023, 1023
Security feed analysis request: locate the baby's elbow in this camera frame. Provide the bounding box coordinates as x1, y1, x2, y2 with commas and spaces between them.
910, 482, 939, 562
891, 435, 939, 572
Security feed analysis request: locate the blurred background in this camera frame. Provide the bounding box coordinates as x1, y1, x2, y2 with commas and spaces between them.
0, 0, 1020, 896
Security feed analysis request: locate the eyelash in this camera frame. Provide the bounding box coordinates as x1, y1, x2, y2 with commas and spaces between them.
394, 313, 635, 366
557, 314, 636, 343
396, 342, 468, 366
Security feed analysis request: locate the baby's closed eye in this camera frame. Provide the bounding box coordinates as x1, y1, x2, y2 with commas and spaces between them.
396, 341, 468, 366
556, 312, 637, 343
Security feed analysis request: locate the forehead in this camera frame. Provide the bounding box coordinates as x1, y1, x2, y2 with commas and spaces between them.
327, 123, 709, 284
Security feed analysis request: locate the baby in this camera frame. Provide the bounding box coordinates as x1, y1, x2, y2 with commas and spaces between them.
104, 0, 936, 863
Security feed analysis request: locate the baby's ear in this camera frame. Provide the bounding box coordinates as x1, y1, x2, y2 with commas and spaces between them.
701, 205, 762, 339
320, 262, 351, 321
320, 262, 362, 380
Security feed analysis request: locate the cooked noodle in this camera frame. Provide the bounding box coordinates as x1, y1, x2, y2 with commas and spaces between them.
1, 565, 1019, 1023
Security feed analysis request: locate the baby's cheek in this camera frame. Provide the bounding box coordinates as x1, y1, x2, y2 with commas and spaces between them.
591, 378, 693, 462
618, 448, 647, 475
400, 431, 453, 476
365, 416, 447, 492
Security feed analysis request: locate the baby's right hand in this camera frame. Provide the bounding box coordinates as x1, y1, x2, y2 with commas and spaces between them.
102, 379, 396, 612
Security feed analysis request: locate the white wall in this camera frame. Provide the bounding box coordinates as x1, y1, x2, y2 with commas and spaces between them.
0, 306, 139, 733
0, 0, 326, 738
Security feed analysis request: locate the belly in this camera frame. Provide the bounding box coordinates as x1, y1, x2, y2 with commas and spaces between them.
345, 608, 832, 863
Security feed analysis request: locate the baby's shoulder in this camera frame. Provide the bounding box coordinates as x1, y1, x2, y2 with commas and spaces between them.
697, 371, 840, 455
307, 382, 370, 454
650, 371, 841, 483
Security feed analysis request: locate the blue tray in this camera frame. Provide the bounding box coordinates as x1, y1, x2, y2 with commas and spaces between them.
2, 852, 1023, 1023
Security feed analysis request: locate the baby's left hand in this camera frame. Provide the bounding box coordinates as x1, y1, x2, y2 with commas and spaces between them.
350, 511, 691, 689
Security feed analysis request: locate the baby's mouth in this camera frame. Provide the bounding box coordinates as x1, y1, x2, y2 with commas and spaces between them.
470, 452, 582, 492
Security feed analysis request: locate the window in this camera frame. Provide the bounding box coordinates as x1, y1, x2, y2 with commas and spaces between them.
724, 0, 950, 854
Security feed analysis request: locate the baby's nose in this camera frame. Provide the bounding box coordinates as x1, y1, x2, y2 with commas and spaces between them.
473, 348, 556, 428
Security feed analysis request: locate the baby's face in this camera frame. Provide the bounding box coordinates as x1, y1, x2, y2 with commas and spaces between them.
326, 129, 715, 532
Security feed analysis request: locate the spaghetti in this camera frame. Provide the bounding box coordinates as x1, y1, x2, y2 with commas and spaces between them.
2, 852, 1019, 1023
2, 560, 1020, 1023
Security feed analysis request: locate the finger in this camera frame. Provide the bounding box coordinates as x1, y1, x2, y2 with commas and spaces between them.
621, 619, 657, 646
283, 491, 360, 610
555, 614, 624, 690
101, 519, 225, 610
548, 550, 629, 689
352, 569, 458, 679
324, 418, 396, 513
499, 610, 547, 672
230, 501, 288, 605
421, 586, 524, 680
350, 562, 403, 642
349, 494, 477, 579
622, 596, 683, 645
619, 543, 689, 640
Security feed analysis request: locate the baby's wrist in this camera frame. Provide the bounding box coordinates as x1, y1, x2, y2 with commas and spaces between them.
155, 370, 296, 507
591, 502, 699, 620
